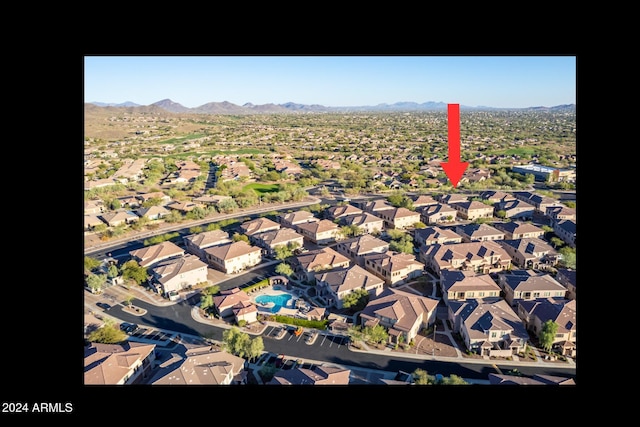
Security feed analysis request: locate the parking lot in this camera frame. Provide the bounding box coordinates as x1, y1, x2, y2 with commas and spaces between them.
122, 323, 176, 346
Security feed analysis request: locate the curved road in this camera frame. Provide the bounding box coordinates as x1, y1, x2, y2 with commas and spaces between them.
100, 288, 576, 382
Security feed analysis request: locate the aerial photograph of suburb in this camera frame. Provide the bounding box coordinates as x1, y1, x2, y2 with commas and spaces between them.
83, 55, 577, 389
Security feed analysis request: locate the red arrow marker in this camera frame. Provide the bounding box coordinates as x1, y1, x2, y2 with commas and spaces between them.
441, 103, 469, 188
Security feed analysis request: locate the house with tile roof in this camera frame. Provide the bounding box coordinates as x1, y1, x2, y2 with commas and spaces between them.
204, 241, 262, 274
494, 199, 536, 220
517, 297, 576, 357
183, 229, 232, 259
362, 199, 394, 213
101, 210, 139, 227
359, 287, 439, 346
240, 217, 281, 237
84, 341, 156, 385
268, 365, 350, 385
423, 241, 512, 277
277, 210, 319, 230
439, 270, 502, 305
449, 200, 494, 221
166, 200, 203, 213
251, 227, 305, 258
362, 251, 424, 287
478, 190, 516, 204
512, 191, 564, 214
84, 199, 105, 215
292, 247, 351, 283
497, 270, 567, 307
455, 223, 505, 243
498, 237, 561, 270
413, 226, 463, 247
136, 191, 171, 205
546, 205, 576, 222
555, 268, 576, 300
447, 297, 529, 357
296, 219, 342, 245
326, 203, 363, 220
375, 207, 422, 229
129, 241, 185, 268
136, 205, 171, 221
420, 203, 457, 225
335, 234, 389, 267
552, 219, 576, 248
150, 345, 247, 385
213, 287, 254, 318
493, 221, 545, 240
192, 194, 232, 207
84, 214, 106, 231
436, 193, 469, 205
339, 212, 385, 235
149, 254, 209, 297
411, 194, 439, 208
316, 264, 385, 309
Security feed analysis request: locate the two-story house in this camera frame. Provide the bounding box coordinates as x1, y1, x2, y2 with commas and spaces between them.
335, 234, 389, 267
292, 247, 351, 283
204, 241, 262, 274
439, 269, 502, 306
413, 226, 463, 248
447, 297, 529, 357
517, 297, 576, 357
497, 270, 567, 307
149, 254, 209, 298
315, 264, 384, 309
423, 241, 512, 277
455, 223, 505, 243
498, 237, 561, 270
183, 229, 232, 260
362, 251, 424, 287
359, 287, 439, 346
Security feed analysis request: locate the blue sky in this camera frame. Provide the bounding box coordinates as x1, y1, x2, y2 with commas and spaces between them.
84, 55, 576, 109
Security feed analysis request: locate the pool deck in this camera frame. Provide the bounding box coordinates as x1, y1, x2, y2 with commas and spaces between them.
251, 286, 301, 315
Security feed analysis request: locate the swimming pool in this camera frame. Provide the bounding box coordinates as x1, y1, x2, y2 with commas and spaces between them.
255, 293, 292, 313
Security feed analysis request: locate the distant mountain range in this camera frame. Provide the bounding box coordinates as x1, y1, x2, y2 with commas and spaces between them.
88, 99, 576, 114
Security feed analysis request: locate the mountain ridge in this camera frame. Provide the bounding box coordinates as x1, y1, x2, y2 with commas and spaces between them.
86, 99, 576, 114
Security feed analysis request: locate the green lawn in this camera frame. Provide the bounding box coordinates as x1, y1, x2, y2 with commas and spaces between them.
243, 183, 281, 195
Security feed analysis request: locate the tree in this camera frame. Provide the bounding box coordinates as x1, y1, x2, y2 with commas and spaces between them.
275, 262, 293, 277
247, 336, 265, 362
107, 264, 120, 279
342, 288, 369, 311
87, 321, 127, 344
440, 374, 469, 385
411, 368, 431, 384
222, 326, 263, 360
85, 273, 107, 294
200, 293, 214, 312
539, 319, 559, 353
232, 232, 249, 243
121, 260, 148, 285
558, 246, 576, 269
84, 256, 102, 274
365, 324, 388, 344
222, 327, 251, 358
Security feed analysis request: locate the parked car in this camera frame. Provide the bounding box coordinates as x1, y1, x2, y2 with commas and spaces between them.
119, 322, 139, 334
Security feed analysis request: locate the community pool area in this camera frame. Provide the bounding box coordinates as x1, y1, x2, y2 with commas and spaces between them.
254, 292, 293, 313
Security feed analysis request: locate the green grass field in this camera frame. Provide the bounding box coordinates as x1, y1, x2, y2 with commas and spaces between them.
243, 183, 281, 195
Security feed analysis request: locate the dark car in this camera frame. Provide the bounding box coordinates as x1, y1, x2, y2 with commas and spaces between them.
119, 322, 139, 334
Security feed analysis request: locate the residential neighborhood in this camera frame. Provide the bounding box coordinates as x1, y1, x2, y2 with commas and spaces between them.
84, 104, 576, 387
